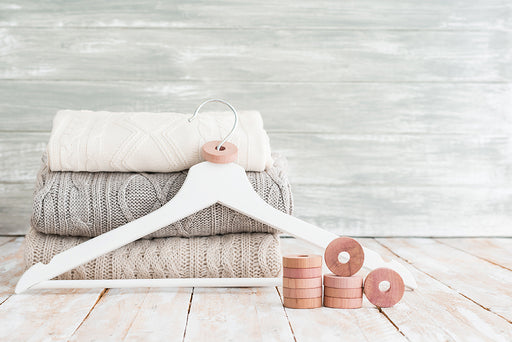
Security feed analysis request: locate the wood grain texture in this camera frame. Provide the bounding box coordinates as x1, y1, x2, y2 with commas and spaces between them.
1, 237, 511, 340
0, 0, 510, 30
0, 183, 33, 235
293, 184, 512, 236
0, 1, 511, 237
1, 28, 510, 82
377, 238, 512, 321
70, 288, 192, 341
0, 237, 106, 342
1, 81, 511, 134
0, 237, 22, 304
0, 289, 106, 342
4, 132, 512, 187
4, 131, 512, 236
184, 287, 294, 342
360, 238, 512, 341
437, 238, 512, 270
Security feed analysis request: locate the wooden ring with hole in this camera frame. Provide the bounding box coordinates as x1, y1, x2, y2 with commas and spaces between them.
283, 297, 322, 309
201, 141, 238, 164
364, 268, 405, 308
282, 277, 322, 288
323, 287, 363, 298
283, 287, 322, 298
323, 296, 363, 309
282, 254, 322, 268
283, 267, 322, 279
323, 274, 363, 288
324, 237, 364, 276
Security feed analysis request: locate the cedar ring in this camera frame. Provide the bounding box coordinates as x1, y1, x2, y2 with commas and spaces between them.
282, 287, 322, 298
364, 268, 405, 308
282, 254, 322, 268
283, 297, 322, 309
324, 237, 364, 276
323, 296, 363, 309
323, 274, 364, 288
324, 287, 363, 298
283, 267, 322, 279
282, 277, 322, 288
201, 141, 238, 164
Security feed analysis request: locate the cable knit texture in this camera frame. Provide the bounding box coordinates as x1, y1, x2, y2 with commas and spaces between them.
32, 154, 292, 238
47, 110, 273, 172
24, 228, 282, 279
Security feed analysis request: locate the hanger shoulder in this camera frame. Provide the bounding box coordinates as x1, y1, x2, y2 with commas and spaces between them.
16, 162, 221, 293
218, 165, 417, 290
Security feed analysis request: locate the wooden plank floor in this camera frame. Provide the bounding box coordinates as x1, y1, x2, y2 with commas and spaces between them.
0, 237, 511, 341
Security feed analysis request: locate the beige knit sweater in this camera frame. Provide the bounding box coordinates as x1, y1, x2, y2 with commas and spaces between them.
32, 154, 292, 238
25, 228, 282, 280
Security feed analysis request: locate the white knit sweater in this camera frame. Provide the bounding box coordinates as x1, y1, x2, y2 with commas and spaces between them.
47, 110, 274, 172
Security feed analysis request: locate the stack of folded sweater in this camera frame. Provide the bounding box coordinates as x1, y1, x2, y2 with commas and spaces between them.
25, 110, 292, 280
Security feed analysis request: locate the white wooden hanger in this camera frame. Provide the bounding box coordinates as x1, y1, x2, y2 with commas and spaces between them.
16, 100, 417, 293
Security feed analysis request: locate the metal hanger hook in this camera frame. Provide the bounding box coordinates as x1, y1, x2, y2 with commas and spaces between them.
188, 99, 239, 151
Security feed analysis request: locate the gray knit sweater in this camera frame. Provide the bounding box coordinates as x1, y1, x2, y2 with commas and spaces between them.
31, 154, 293, 238
25, 228, 281, 279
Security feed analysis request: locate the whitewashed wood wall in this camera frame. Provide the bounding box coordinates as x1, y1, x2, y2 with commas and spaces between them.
1, 1, 511, 236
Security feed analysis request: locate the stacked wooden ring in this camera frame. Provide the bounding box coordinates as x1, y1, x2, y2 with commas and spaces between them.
282, 254, 323, 309
323, 237, 365, 309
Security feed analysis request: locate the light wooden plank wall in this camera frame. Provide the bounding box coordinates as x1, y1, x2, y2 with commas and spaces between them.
0, 1, 511, 236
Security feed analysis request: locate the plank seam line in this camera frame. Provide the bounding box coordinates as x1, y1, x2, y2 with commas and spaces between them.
374, 239, 512, 325
0, 294, 12, 306
458, 292, 512, 325
275, 286, 298, 342
69, 288, 109, 338
0, 237, 15, 248
1, 26, 511, 32
434, 239, 512, 272
0, 79, 509, 84
121, 289, 151, 341
378, 307, 409, 340
4, 130, 512, 137
181, 287, 194, 342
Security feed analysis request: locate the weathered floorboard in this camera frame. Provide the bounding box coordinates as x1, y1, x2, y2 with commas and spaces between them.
362, 238, 512, 341
0, 0, 510, 30
184, 287, 294, 342
0, 289, 106, 341
0, 237, 22, 304
70, 288, 192, 342
437, 238, 512, 270
377, 238, 512, 322
1, 28, 510, 82
0, 237, 105, 342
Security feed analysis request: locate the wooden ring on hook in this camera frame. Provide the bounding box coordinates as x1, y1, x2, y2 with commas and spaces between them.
324, 237, 364, 277
364, 268, 405, 308
202, 140, 238, 164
